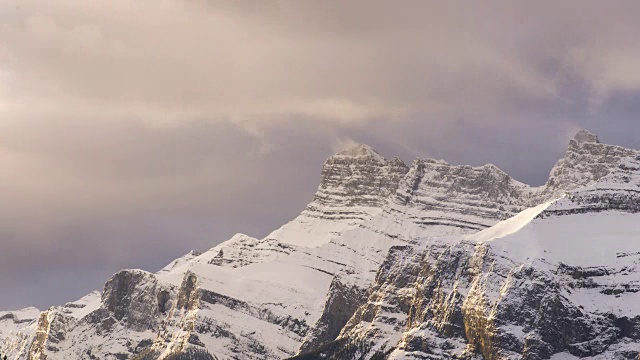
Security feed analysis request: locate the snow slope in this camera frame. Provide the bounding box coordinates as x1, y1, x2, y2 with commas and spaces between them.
0, 308, 39, 342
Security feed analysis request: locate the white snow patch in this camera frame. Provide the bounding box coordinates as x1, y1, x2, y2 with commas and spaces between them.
63, 291, 102, 319
467, 199, 556, 243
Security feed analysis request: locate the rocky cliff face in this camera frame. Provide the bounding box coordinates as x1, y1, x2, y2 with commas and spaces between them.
295, 155, 640, 360
544, 155, 640, 215
298, 277, 368, 354
393, 159, 532, 231
544, 129, 639, 198
267, 144, 409, 248
316, 144, 409, 209
14, 270, 176, 359
2, 130, 639, 360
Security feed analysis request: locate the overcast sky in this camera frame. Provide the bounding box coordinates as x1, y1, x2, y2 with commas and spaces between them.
2, 1, 640, 310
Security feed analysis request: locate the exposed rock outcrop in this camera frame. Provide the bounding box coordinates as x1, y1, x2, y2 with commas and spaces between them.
298, 276, 368, 355
102, 270, 172, 331
544, 129, 639, 197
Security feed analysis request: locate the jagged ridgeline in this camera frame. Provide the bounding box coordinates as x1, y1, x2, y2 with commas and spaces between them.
2, 130, 640, 359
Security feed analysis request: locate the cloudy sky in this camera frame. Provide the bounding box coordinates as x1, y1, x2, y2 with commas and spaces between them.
2, 0, 640, 310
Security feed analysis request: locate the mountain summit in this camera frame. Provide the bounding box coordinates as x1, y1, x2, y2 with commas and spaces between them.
334, 143, 386, 162
545, 129, 638, 196
573, 128, 600, 144
2, 130, 639, 360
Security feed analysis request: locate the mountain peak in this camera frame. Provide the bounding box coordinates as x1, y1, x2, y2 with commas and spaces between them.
544, 129, 638, 196
334, 143, 385, 162
314, 142, 408, 210
573, 129, 600, 144
6, 129, 640, 360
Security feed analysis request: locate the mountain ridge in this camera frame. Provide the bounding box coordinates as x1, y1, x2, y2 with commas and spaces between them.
2, 129, 639, 360
297, 152, 640, 359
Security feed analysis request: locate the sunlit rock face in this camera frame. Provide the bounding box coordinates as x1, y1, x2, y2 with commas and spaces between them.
2, 130, 640, 360
102, 270, 171, 331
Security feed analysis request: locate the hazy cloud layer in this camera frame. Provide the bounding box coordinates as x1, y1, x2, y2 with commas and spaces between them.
1, 1, 640, 309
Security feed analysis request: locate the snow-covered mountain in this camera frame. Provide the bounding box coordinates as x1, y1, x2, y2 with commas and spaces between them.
307, 154, 640, 360
1, 130, 638, 360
